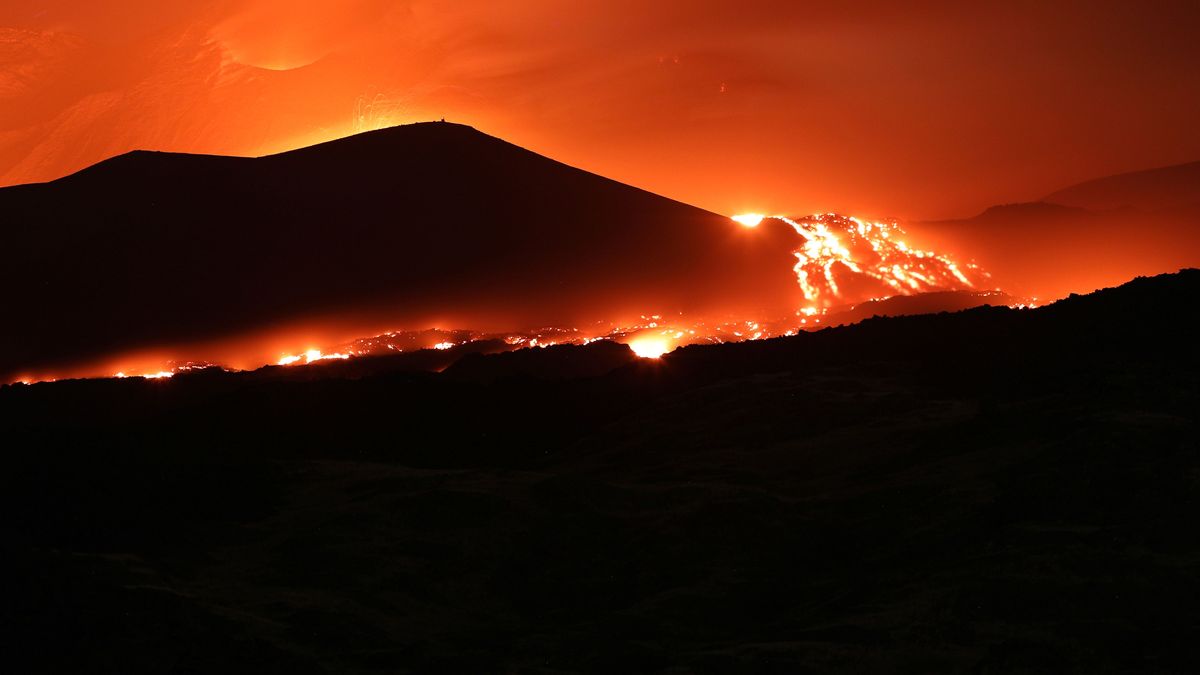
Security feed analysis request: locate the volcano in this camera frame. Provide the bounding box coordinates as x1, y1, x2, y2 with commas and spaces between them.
9, 123, 1196, 384
1, 122, 804, 381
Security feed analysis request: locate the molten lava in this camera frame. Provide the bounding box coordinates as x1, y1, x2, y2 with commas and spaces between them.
761, 213, 986, 310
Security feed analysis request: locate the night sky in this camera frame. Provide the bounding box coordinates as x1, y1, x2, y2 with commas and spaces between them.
3, 1, 1198, 218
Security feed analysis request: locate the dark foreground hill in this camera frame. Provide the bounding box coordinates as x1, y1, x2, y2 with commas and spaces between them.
0, 121, 800, 381
2, 270, 1199, 673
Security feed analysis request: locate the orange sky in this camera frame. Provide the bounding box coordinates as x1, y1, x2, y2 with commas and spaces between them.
3, 1, 1199, 219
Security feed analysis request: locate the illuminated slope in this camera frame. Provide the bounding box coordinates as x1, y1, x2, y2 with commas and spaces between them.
0, 122, 802, 381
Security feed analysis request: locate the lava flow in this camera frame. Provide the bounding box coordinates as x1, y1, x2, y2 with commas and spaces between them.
765, 213, 986, 310
7, 212, 1001, 384
263, 213, 992, 367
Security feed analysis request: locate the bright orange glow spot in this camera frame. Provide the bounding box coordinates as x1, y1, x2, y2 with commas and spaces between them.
628, 337, 671, 359
732, 213, 765, 228
277, 349, 350, 366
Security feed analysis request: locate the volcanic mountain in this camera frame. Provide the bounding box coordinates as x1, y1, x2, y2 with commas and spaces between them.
0, 122, 802, 381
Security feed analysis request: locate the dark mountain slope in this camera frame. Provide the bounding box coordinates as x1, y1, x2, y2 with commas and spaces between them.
0, 122, 800, 380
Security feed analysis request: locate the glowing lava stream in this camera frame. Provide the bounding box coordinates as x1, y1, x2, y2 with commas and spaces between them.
736, 212, 987, 311
6, 212, 997, 384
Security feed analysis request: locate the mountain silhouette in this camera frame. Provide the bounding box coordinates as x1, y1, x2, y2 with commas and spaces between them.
0, 122, 800, 381
911, 161, 1200, 301
1042, 159, 1200, 212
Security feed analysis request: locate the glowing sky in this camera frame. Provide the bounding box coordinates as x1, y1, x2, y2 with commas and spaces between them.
2, 1, 1199, 218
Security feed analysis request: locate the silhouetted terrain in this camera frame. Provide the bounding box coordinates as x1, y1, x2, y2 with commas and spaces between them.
3, 270, 1198, 673
818, 289, 1022, 328
0, 122, 801, 380
1043, 160, 1200, 212
912, 190, 1200, 301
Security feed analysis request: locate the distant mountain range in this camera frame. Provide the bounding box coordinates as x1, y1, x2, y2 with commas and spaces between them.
1042, 159, 1200, 212
911, 159, 1200, 301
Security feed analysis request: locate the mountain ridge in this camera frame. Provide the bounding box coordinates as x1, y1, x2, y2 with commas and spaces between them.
1042, 159, 1200, 211
908, 159, 1200, 301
